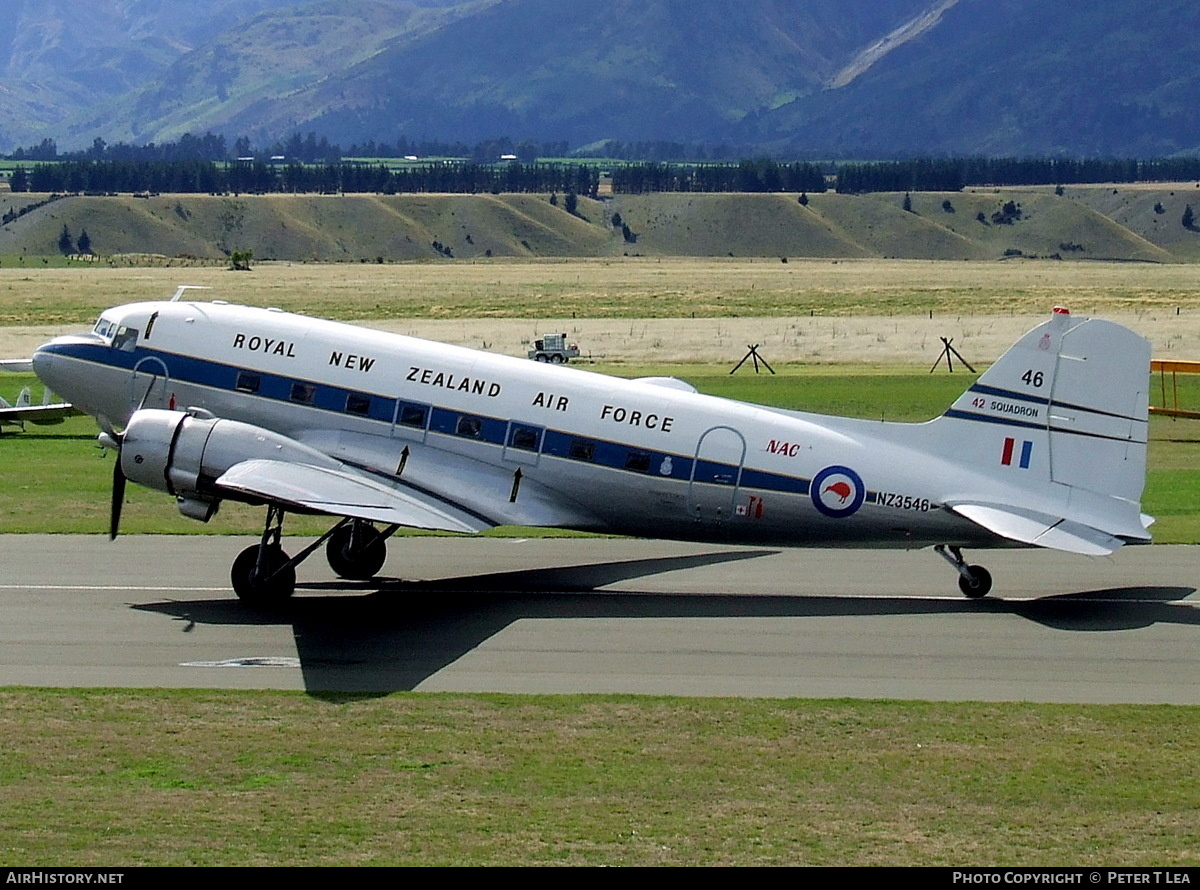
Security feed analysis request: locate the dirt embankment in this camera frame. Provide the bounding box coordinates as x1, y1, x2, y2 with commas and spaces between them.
5, 187, 1200, 263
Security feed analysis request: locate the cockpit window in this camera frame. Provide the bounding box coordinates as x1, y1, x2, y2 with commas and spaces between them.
93, 317, 117, 341
112, 326, 139, 352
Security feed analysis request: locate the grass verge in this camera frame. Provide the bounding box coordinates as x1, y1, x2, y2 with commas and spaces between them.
0, 690, 1197, 866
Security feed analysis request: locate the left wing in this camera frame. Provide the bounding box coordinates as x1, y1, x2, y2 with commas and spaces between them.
216, 459, 492, 534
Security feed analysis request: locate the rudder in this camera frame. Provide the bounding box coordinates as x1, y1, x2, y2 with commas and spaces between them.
941, 307, 1150, 508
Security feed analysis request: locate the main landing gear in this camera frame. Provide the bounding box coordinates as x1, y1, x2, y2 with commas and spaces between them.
230, 508, 399, 605
934, 544, 993, 599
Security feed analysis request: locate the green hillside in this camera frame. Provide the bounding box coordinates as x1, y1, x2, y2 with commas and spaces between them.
49, 0, 934, 152
746, 0, 1200, 157
6, 1, 1200, 158
3, 187, 1199, 263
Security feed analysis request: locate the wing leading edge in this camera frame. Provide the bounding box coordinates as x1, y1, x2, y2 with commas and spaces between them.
216, 459, 492, 534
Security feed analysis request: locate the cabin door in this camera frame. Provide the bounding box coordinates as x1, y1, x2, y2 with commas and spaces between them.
687, 426, 746, 524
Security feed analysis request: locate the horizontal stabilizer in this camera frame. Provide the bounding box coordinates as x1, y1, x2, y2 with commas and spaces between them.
216, 459, 491, 534
949, 502, 1128, 556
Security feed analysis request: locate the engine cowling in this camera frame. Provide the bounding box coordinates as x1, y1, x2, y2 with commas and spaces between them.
119, 408, 343, 520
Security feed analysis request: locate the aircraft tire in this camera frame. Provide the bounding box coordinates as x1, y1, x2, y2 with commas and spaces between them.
231, 544, 296, 605
326, 523, 387, 580
958, 565, 992, 599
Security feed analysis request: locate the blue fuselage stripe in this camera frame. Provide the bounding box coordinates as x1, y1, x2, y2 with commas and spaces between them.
48, 341, 829, 504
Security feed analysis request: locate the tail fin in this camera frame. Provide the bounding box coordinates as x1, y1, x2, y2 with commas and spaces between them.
938, 307, 1151, 552
15, 387, 30, 408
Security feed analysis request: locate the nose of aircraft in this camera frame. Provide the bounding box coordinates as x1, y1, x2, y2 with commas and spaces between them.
32, 337, 70, 398
32, 340, 57, 386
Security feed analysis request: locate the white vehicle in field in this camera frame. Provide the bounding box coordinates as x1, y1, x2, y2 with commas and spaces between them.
528, 333, 580, 364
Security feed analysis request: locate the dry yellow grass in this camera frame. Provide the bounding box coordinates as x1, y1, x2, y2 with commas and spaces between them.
3, 258, 1200, 364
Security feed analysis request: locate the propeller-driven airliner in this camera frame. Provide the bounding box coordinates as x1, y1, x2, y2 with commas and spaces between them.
31, 291, 1152, 604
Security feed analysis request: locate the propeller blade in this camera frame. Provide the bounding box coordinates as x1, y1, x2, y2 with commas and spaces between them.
109, 456, 126, 541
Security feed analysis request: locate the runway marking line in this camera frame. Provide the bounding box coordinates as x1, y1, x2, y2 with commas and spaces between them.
181, 657, 301, 668
0, 585, 230, 592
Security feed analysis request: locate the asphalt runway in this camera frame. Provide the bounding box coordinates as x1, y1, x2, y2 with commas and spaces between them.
2, 534, 1199, 703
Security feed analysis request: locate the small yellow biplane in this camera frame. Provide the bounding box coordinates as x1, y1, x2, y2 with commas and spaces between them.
1150, 360, 1200, 420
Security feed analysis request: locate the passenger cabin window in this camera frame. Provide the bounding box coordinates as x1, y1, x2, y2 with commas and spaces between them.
569, 438, 595, 462
236, 372, 261, 393
345, 393, 371, 416
290, 382, 316, 404
455, 415, 482, 439
508, 425, 541, 452
625, 450, 652, 473
398, 404, 427, 428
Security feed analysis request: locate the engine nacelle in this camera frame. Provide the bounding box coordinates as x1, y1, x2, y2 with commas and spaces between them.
119, 408, 343, 518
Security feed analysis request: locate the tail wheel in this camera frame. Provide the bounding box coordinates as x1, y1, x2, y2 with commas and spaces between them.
958, 565, 993, 599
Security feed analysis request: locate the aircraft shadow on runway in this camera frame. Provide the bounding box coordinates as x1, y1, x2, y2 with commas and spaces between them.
132, 550, 1199, 695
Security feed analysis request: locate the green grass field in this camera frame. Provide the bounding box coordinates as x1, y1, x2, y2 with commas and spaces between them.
1, 690, 1197, 866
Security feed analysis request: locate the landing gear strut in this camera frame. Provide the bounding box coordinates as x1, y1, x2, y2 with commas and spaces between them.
935, 544, 993, 598
230, 510, 400, 605
231, 504, 296, 605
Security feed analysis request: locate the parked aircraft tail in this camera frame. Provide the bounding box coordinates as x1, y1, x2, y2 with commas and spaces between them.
935, 307, 1151, 554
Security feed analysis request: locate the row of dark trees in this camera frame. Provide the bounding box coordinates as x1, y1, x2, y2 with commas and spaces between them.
12, 159, 603, 197
835, 157, 1200, 193
612, 160, 828, 194
616, 156, 1200, 195
11, 156, 1200, 197
11, 131, 1200, 185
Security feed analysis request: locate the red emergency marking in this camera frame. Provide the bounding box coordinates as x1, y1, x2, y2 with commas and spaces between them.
740, 496, 766, 519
